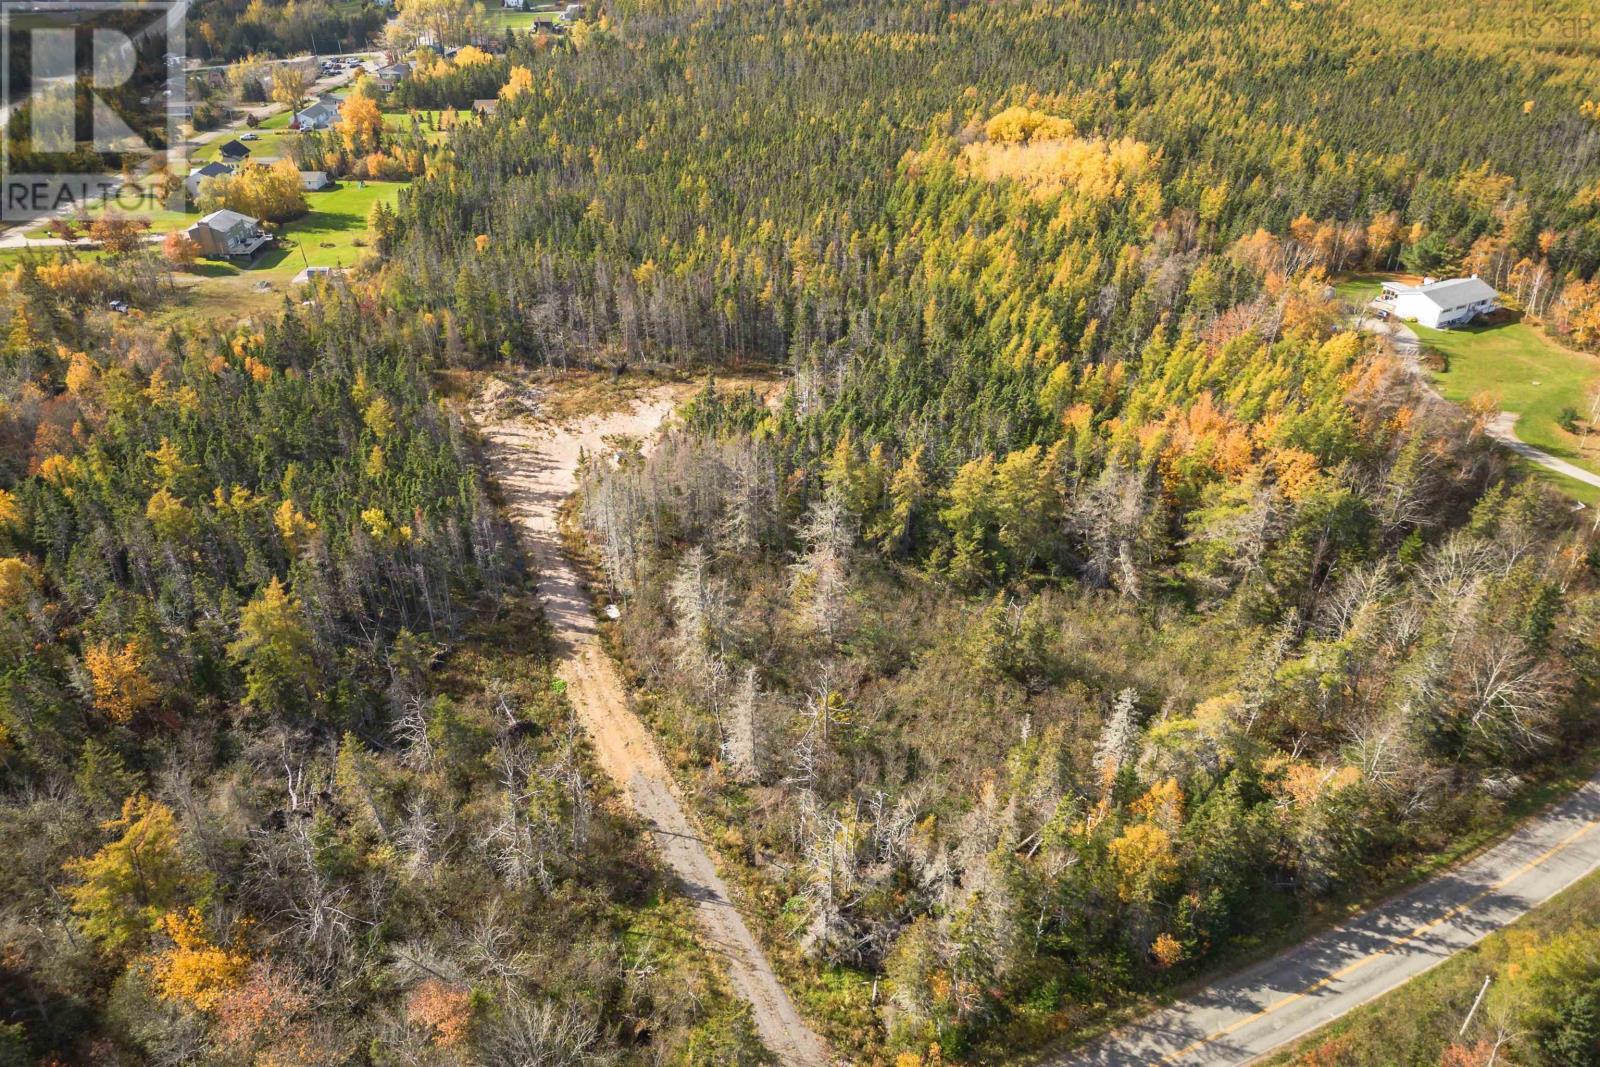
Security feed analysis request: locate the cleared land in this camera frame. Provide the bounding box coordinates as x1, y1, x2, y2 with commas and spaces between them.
1337, 273, 1600, 482
164, 180, 403, 321
469, 377, 833, 1067
0, 181, 405, 323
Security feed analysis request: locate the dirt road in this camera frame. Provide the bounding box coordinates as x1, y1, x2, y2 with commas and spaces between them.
472, 381, 832, 1067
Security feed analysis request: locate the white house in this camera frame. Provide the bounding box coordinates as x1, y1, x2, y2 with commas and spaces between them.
299, 170, 334, 191
294, 97, 341, 131
1382, 276, 1499, 330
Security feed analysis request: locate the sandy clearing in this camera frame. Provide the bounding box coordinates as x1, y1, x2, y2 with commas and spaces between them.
471, 380, 832, 1067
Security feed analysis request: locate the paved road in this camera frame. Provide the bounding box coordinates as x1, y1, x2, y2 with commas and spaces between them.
1484, 412, 1600, 492
471, 381, 834, 1067
1044, 771, 1600, 1066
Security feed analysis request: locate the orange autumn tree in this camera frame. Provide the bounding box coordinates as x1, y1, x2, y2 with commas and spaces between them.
340, 93, 385, 156
405, 979, 472, 1047
150, 907, 249, 1012
162, 230, 200, 269
84, 639, 160, 723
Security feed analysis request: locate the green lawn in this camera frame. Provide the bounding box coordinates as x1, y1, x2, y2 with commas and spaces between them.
25, 177, 194, 238
1332, 273, 1388, 306
278, 180, 401, 270
1417, 316, 1600, 474
1263, 867, 1600, 1065
1334, 271, 1600, 485
193, 94, 347, 163
493, 9, 559, 30
147, 180, 404, 325
185, 180, 402, 281
194, 127, 301, 164
383, 109, 452, 145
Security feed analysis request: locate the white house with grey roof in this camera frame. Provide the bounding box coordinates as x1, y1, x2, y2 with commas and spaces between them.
294, 97, 341, 131
1381, 276, 1499, 330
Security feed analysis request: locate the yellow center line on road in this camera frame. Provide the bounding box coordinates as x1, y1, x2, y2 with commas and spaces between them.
1150, 817, 1599, 1066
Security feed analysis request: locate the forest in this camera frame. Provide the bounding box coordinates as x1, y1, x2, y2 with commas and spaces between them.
4, 0, 1600, 1063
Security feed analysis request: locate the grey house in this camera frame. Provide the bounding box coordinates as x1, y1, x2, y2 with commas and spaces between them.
184, 209, 272, 259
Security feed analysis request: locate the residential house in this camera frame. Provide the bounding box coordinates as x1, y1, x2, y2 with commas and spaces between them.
374, 62, 410, 92
217, 139, 251, 163
1382, 276, 1500, 330
184, 161, 233, 200
293, 97, 341, 131
184, 209, 272, 259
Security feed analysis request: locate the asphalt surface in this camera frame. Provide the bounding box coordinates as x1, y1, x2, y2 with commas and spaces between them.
1044, 771, 1600, 1065
1484, 412, 1600, 492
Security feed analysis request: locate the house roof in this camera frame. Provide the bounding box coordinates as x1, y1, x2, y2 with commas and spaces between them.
1396, 277, 1498, 310
218, 139, 251, 157
196, 208, 259, 230
189, 161, 232, 178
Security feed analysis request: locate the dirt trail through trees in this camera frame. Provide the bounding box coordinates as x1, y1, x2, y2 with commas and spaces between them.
472, 381, 831, 1066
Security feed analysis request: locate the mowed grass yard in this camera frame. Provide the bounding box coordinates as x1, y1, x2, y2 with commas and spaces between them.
1337, 272, 1600, 479
493, 9, 563, 30
165, 180, 404, 320
1415, 317, 1600, 469
0, 181, 406, 323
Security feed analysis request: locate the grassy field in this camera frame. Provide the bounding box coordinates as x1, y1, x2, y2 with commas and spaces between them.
383, 109, 452, 145
1263, 867, 1600, 1065
1415, 317, 1600, 473
492, 8, 564, 30
0, 181, 405, 325
1336, 272, 1600, 482
1332, 273, 1392, 306
154, 181, 402, 323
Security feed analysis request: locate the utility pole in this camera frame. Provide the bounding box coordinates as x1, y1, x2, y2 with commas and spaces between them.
1459, 975, 1492, 1038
